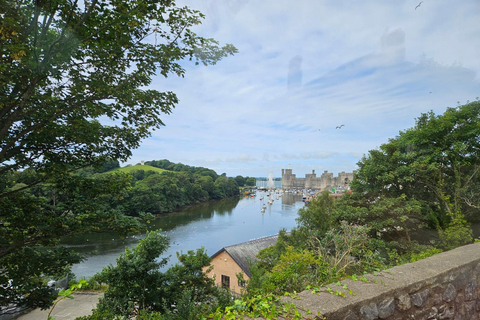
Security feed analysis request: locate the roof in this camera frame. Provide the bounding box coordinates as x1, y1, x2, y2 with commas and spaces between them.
210, 234, 279, 277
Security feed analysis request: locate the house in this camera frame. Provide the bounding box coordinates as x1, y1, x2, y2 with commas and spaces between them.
204, 234, 279, 295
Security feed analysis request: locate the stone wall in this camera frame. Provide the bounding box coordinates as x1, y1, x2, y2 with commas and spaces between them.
279, 242, 480, 320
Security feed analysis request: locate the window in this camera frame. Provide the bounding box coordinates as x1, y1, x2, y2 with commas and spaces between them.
238, 279, 246, 287
221, 275, 230, 288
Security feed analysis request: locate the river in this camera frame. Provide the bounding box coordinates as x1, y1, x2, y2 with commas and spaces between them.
64, 189, 305, 279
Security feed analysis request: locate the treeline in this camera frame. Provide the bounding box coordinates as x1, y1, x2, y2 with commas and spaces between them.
121, 163, 241, 215
144, 159, 257, 187
4, 159, 245, 229
77, 159, 244, 216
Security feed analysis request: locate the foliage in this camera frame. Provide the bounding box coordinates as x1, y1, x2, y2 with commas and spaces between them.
351, 101, 480, 226
118, 168, 239, 216
333, 193, 426, 247
296, 191, 335, 236
410, 247, 443, 262
438, 213, 473, 250
252, 229, 296, 273
309, 221, 383, 275
145, 159, 219, 180
0, 172, 146, 310
110, 164, 166, 175
94, 231, 170, 317
234, 175, 246, 187
213, 175, 240, 199
230, 103, 480, 313
249, 220, 383, 297
0, 0, 235, 310
163, 248, 221, 312
207, 294, 310, 320
1, 1, 236, 178
104, 160, 242, 216
96, 160, 121, 174
261, 246, 331, 295
90, 231, 231, 319
246, 177, 256, 186
68, 275, 107, 292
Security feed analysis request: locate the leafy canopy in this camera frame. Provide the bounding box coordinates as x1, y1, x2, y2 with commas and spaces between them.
1, 0, 236, 181
0, 0, 236, 310
352, 101, 480, 226
92, 231, 226, 319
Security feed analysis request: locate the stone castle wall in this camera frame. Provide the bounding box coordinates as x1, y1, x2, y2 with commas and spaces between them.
278, 242, 480, 320
281, 169, 355, 190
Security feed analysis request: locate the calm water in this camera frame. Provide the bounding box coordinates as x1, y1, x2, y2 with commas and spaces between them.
64, 191, 304, 279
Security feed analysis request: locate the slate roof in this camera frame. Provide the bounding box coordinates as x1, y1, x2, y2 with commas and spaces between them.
210, 234, 279, 277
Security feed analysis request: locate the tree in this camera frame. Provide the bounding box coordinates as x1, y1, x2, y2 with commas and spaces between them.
1, 0, 236, 188
197, 175, 215, 199
250, 246, 330, 295
163, 248, 223, 317
0, 0, 236, 310
96, 160, 121, 173
352, 101, 480, 227
246, 177, 256, 187
234, 175, 246, 187
0, 171, 146, 310
296, 191, 335, 236
213, 176, 239, 199
95, 231, 170, 317
91, 232, 229, 319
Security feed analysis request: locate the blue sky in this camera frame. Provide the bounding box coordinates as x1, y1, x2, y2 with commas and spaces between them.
125, 0, 480, 178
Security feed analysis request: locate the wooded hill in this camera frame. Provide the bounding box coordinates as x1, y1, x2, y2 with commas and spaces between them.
87, 159, 243, 216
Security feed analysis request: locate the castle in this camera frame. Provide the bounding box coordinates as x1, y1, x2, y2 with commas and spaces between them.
281, 169, 355, 191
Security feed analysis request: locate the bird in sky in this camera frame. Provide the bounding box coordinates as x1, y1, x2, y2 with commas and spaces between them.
336, 125, 345, 129
415, 1, 423, 10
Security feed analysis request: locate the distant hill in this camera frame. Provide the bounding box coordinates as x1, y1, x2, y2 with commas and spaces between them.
108, 164, 167, 174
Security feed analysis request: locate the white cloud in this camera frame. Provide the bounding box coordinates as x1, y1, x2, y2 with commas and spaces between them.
127, 0, 480, 178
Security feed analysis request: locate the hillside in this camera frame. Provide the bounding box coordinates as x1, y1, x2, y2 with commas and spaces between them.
108, 164, 167, 174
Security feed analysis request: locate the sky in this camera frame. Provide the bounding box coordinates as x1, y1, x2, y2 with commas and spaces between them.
125, 0, 480, 179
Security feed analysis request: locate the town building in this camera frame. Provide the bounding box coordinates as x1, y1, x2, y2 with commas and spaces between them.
204, 235, 279, 295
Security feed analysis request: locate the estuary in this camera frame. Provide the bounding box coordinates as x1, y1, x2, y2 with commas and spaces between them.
63, 190, 305, 279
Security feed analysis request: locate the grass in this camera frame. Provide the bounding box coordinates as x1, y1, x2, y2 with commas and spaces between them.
107, 164, 167, 174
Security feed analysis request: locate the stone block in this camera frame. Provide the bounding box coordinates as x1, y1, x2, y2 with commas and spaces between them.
453, 272, 469, 289
465, 301, 476, 318
465, 280, 477, 301
444, 283, 457, 303
360, 302, 378, 320
377, 298, 394, 319
397, 293, 411, 311
412, 289, 430, 307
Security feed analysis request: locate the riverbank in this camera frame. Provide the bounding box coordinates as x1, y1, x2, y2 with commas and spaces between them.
69, 193, 305, 279
16, 292, 103, 320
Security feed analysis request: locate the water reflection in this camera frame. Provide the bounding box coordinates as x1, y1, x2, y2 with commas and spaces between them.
66, 190, 480, 279
68, 192, 304, 279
